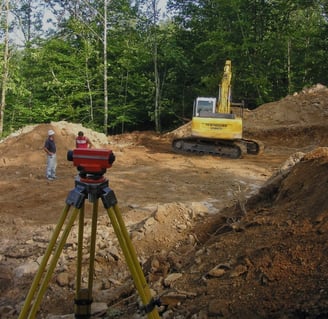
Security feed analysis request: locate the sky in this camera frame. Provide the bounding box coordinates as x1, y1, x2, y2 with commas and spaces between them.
158, 0, 167, 11
11, 0, 169, 46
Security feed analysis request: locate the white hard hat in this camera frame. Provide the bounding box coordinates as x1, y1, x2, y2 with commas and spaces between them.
48, 129, 55, 136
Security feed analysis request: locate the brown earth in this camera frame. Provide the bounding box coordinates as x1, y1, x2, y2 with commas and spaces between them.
1, 84, 328, 318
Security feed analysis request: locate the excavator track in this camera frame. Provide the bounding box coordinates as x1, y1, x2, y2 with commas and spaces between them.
172, 137, 262, 159
239, 138, 262, 155
172, 137, 242, 159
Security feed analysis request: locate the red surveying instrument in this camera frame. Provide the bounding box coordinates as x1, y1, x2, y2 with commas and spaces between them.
18, 148, 161, 319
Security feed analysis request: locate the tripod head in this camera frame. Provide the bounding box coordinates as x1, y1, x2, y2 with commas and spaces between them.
67, 148, 115, 181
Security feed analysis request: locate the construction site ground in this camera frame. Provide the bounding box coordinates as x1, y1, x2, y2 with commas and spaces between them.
1, 84, 328, 319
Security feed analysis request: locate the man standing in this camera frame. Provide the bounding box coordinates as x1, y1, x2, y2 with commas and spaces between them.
44, 129, 57, 180
75, 131, 93, 149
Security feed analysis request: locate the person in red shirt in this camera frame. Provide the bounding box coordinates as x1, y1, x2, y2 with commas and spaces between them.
76, 131, 93, 149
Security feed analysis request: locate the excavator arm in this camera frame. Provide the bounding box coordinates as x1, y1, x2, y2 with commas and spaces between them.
217, 60, 232, 114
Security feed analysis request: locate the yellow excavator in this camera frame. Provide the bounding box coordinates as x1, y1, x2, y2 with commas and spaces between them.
172, 60, 261, 158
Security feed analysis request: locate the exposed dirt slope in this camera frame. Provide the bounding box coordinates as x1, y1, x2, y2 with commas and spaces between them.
168, 147, 328, 318
243, 84, 328, 149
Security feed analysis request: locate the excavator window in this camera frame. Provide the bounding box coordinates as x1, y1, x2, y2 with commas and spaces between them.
194, 99, 216, 117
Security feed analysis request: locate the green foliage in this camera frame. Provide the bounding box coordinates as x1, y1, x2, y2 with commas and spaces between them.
1, 0, 328, 134
167, 0, 328, 110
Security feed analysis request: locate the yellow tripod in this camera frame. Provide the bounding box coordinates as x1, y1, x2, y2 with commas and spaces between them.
18, 176, 161, 319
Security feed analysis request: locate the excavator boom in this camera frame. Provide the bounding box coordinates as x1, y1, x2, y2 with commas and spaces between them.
217, 60, 232, 114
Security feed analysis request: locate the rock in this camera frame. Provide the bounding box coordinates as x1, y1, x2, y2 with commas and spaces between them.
176, 223, 187, 231
191, 309, 208, 319
154, 205, 170, 223
207, 267, 225, 278
230, 264, 248, 278
163, 273, 183, 287
14, 261, 39, 278
190, 202, 209, 217
144, 216, 156, 227
162, 309, 175, 319
46, 314, 74, 319
188, 234, 197, 245
56, 272, 71, 287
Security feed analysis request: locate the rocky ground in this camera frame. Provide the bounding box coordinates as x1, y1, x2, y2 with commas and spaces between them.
1, 84, 328, 319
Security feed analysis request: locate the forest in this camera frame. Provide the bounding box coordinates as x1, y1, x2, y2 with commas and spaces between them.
0, 0, 327, 136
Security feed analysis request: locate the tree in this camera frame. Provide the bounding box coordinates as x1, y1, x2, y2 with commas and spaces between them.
0, 0, 10, 136
103, 0, 108, 134
167, 0, 328, 110
145, 0, 162, 133
11, 0, 49, 46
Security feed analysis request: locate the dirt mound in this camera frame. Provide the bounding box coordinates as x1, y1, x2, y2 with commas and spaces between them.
173, 147, 328, 318
244, 83, 328, 129
245, 84, 328, 148
255, 147, 328, 219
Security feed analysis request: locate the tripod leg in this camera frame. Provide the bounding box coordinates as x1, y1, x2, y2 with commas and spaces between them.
75, 203, 85, 297
22, 206, 81, 319
18, 204, 72, 319
106, 204, 160, 319
88, 199, 98, 294
74, 200, 99, 319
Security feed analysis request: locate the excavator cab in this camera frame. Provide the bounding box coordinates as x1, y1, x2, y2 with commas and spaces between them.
193, 97, 237, 119
194, 97, 217, 117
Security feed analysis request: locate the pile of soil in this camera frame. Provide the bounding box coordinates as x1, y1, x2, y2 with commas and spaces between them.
0, 84, 328, 319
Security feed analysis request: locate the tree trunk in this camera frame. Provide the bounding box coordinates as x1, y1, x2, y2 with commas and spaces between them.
0, 0, 10, 136
103, 0, 108, 135
154, 41, 161, 133
152, 0, 161, 133
287, 38, 292, 94
84, 41, 94, 121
